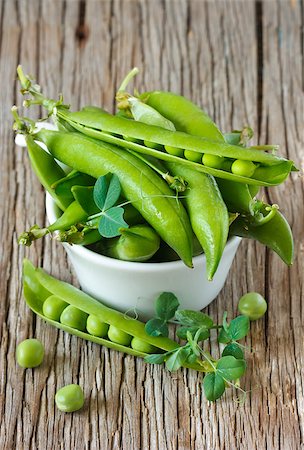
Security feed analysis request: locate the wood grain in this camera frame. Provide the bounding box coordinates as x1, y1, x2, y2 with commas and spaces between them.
0, 1, 303, 449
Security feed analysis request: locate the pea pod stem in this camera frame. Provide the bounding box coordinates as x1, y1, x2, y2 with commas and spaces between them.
117, 67, 139, 92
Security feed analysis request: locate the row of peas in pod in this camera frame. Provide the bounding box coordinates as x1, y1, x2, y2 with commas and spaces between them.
14, 67, 295, 279
21, 259, 267, 404
23, 259, 199, 364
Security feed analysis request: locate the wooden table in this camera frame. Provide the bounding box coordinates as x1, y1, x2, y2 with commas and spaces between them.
0, 1, 303, 449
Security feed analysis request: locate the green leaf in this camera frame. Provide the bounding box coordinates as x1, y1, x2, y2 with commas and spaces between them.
177, 326, 210, 341
71, 186, 99, 215
155, 292, 179, 321
145, 318, 168, 337
98, 206, 128, 238
165, 347, 191, 372
218, 314, 250, 343
222, 343, 244, 360
175, 310, 213, 328
93, 174, 121, 211
216, 356, 246, 380
186, 353, 198, 364
229, 315, 250, 341
144, 353, 167, 365
203, 373, 226, 402
218, 328, 231, 344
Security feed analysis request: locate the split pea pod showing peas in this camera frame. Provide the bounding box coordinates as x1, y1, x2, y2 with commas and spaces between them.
34, 128, 193, 267
23, 259, 203, 371
143, 91, 261, 208
53, 108, 294, 186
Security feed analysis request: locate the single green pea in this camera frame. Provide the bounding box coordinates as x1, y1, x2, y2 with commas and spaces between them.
238, 292, 267, 320
55, 384, 84, 413
130, 337, 158, 354
86, 315, 109, 337
123, 135, 142, 144
107, 325, 132, 346
144, 140, 163, 151
184, 149, 202, 163
60, 305, 88, 331
231, 159, 256, 177
43, 295, 68, 321
164, 145, 184, 157
202, 153, 224, 169
16, 338, 44, 368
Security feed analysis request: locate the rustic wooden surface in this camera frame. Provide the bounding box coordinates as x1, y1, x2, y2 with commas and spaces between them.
0, 1, 303, 449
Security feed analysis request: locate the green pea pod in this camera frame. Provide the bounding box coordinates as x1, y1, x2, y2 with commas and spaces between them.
17, 67, 295, 185
123, 203, 145, 225
167, 163, 229, 280
61, 108, 277, 165
142, 91, 224, 141
102, 225, 160, 262
142, 91, 229, 279
54, 109, 294, 187
71, 186, 99, 215
144, 92, 262, 209
216, 179, 253, 213
230, 209, 294, 265
33, 129, 193, 267
248, 185, 260, 198
52, 171, 95, 206
24, 135, 69, 211
18, 200, 92, 246
23, 259, 204, 372
49, 200, 88, 232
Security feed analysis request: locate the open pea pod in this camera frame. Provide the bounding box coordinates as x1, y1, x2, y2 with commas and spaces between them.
23, 259, 147, 358
23, 259, 204, 371
230, 207, 294, 265
55, 108, 294, 186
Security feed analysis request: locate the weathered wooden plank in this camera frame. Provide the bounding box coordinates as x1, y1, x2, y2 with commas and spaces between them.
0, 1, 303, 449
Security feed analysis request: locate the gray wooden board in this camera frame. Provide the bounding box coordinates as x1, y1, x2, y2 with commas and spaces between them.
0, 1, 303, 449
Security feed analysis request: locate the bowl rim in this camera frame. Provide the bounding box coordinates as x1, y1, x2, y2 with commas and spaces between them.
46, 193, 241, 273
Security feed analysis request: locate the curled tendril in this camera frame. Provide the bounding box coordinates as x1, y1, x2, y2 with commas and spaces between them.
249, 199, 279, 226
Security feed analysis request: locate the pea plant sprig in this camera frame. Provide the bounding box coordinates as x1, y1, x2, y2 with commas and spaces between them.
144, 293, 251, 401
86, 174, 129, 238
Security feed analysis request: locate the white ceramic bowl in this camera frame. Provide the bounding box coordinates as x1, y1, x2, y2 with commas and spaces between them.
46, 195, 241, 319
